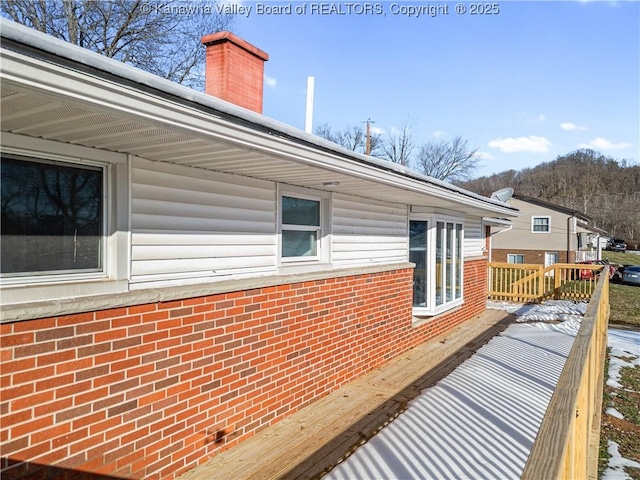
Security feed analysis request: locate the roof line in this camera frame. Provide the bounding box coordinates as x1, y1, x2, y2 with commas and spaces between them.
0, 18, 518, 214
513, 194, 591, 221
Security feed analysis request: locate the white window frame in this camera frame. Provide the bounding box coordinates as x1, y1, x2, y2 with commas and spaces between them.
544, 251, 559, 268
277, 184, 331, 266
1, 154, 108, 282
410, 214, 464, 317
0, 133, 129, 304
531, 215, 551, 233
507, 254, 525, 264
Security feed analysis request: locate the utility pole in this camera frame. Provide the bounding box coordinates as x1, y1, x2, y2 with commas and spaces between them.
363, 118, 375, 155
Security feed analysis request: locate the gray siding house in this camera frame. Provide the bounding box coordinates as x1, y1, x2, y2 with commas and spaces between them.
490, 194, 603, 265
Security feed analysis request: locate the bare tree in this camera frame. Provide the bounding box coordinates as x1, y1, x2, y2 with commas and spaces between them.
416, 136, 480, 182
315, 124, 338, 144
315, 123, 381, 156
337, 125, 366, 152
1, 0, 234, 89
380, 122, 415, 166
458, 149, 640, 247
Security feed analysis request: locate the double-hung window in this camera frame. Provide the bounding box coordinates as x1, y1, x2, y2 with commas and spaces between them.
1, 154, 105, 278
532, 216, 550, 233
281, 195, 321, 259
279, 186, 330, 264
410, 216, 464, 316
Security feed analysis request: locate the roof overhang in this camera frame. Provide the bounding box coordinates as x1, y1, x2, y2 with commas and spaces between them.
577, 224, 607, 235
513, 194, 589, 222
482, 217, 513, 227
0, 19, 520, 219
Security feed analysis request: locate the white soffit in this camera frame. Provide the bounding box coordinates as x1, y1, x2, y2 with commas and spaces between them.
0, 22, 519, 218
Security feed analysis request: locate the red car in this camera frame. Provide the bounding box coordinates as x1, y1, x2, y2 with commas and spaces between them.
576, 260, 617, 280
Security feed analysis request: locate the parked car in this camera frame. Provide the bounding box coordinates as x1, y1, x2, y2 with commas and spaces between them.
606, 238, 627, 252
621, 265, 640, 286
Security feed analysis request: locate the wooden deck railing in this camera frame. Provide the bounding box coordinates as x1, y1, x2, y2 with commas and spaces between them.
488, 262, 604, 303
521, 266, 609, 479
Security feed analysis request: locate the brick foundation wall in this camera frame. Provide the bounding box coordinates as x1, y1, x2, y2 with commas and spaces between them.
1, 259, 487, 480
491, 249, 573, 265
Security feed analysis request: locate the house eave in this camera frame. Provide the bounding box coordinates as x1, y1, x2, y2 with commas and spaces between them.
513, 194, 591, 222
482, 217, 513, 227
0, 19, 519, 219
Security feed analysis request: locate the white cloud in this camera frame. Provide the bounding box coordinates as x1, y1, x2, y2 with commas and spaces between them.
561, 122, 588, 131
264, 75, 277, 88
488, 136, 551, 153
370, 126, 385, 135
538, 114, 546, 121
579, 137, 631, 150
474, 151, 496, 161
431, 130, 444, 139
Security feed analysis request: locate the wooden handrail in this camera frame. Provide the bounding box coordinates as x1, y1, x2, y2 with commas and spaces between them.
521, 268, 609, 479
488, 263, 603, 303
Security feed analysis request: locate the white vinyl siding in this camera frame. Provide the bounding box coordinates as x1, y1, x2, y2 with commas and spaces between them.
463, 216, 484, 258
131, 158, 277, 287
332, 194, 408, 266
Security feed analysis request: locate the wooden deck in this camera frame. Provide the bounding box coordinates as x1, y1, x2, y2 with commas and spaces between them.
177, 309, 516, 480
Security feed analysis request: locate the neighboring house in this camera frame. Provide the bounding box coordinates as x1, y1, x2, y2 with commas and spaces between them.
0, 20, 519, 480
490, 194, 604, 266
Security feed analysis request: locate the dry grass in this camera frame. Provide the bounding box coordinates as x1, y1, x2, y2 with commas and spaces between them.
598, 256, 640, 478
601, 251, 640, 327
599, 362, 640, 479
601, 250, 640, 266
609, 284, 640, 326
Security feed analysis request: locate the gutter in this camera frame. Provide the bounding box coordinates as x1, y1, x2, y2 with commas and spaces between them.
0, 18, 519, 217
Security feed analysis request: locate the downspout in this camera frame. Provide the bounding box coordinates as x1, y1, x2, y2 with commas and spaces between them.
489, 224, 513, 263
567, 216, 572, 263
491, 225, 513, 236
485, 223, 513, 295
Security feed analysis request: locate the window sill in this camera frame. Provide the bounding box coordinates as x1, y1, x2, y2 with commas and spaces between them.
1, 279, 129, 306
277, 262, 333, 275
412, 300, 464, 327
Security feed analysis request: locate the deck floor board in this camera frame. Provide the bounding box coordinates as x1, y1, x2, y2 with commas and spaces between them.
177, 309, 515, 480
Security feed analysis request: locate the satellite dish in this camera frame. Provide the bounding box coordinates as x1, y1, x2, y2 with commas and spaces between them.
490, 188, 514, 202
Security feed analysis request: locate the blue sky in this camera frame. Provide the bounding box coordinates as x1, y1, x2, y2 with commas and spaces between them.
232, 0, 639, 177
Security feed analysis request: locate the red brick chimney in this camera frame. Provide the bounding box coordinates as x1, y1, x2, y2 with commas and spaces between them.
201, 32, 269, 114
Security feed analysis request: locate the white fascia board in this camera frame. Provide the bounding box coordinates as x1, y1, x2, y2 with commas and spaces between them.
0, 18, 517, 214
1, 41, 519, 219
482, 217, 513, 227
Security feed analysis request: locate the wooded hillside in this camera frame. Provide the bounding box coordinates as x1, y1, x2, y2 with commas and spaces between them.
457, 149, 640, 248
